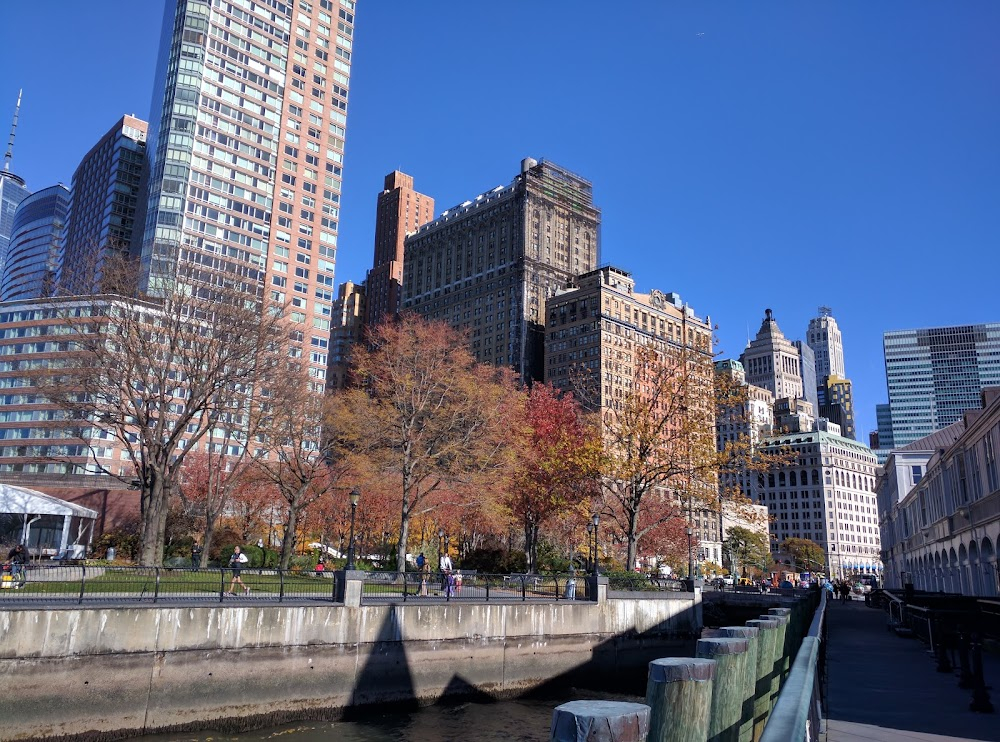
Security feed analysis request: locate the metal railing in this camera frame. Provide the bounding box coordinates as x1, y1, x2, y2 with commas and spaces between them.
760, 590, 827, 742
0, 564, 343, 605
361, 571, 592, 603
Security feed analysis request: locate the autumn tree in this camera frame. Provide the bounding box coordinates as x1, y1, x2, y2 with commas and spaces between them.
578, 340, 718, 571
780, 537, 826, 572
333, 315, 517, 573
39, 258, 287, 565
255, 368, 353, 570
507, 383, 602, 573
724, 525, 771, 577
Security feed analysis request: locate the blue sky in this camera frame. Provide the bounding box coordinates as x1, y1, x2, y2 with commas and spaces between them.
2, 1, 998, 440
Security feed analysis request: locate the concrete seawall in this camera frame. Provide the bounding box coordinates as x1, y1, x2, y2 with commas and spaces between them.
1, 596, 697, 740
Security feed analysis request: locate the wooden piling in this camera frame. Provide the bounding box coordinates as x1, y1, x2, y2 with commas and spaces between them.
760, 613, 788, 703
745, 618, 778, 740
697, 636, 751, 742
717, 626, 759, 742
551, 700, 651, 742
645, 657, 715, 742
766, 608, 793, 685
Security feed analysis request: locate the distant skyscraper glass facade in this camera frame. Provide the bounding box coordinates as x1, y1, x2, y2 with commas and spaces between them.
138, 0, 355, 384
1, 185, 71, 302
61, 116, 147, 294
0, 173, 30, 275
878, 323, 1000, 449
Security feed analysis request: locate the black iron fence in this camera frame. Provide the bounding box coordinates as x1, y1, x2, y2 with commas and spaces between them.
0, 564, 343, 605
0, 566, 597, 606
361, 571, 592, 603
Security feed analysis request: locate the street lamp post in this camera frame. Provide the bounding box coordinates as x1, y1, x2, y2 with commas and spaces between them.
586, 522, 594, 573
686, 527, 694, 579
590, 513, 601, 577
346, 487, 360, 571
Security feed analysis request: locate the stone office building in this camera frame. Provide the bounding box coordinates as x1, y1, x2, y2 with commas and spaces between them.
401, 158, 600, 383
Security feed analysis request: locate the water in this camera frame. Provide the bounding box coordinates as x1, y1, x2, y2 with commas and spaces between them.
134, 690, 642, 742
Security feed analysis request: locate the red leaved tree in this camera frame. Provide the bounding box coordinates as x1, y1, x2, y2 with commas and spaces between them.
506, 383, 602, 573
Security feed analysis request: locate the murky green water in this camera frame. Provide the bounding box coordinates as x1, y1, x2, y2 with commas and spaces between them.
134, 691, 643, 741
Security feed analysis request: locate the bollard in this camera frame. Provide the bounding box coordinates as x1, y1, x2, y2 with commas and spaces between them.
717, 626, 759, 742
697, 637, 751, 742
760, 614, 788, 706
745, 619, 778, 741
646, 657, 715, 742
958, 630, 973, 689
551, 700, 651, 742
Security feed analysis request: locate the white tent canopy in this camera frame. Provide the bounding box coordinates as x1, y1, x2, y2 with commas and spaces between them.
0, 483, 98, 558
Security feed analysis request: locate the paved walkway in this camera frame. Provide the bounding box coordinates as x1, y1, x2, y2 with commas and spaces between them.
826, 598, 1000, 742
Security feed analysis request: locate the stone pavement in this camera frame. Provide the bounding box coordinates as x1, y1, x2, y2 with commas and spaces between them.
826, 598, 1000, 742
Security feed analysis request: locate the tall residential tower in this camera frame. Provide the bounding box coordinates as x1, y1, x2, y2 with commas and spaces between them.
137, 0, 356, 384
365, 171, 433, 327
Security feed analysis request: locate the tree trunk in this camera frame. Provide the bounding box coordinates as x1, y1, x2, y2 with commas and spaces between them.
201, 517, 217, 570
523, 516, 534, 574
279, 491, 302, 570
626, 500, 641, 573
140, 470, 169, 566
396, 497, 411, 576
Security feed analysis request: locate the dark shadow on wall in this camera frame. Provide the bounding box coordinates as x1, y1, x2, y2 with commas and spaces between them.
343, 605, 419, 719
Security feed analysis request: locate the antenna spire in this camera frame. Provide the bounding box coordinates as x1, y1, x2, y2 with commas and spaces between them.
4, 89, 21, 173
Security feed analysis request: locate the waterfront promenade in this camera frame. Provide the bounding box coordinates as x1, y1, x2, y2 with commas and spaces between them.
826, 598, 1000, 742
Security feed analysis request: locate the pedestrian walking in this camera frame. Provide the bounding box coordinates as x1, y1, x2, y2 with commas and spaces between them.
439, 551, 452, 591
228, 546, 250, 595
6, 544, 28, 588
416, 552, 429, 596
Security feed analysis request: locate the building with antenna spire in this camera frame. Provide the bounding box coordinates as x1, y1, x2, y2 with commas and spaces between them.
0, 90, 31, 275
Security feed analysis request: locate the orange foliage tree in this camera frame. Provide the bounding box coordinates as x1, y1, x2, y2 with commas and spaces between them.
332, 315, 518, 572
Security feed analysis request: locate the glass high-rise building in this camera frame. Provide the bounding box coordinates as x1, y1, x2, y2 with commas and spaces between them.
878, 323, 1000, 449
61, 116, 148, 294
1, 91, 31, 276
137, 0, 355, 385
1, 185, 71, 302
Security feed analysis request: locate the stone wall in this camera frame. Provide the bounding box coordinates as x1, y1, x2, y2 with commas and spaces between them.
0, 595, 697, 740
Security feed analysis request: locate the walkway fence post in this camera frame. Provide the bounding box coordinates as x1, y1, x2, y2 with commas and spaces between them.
551, 700, 651, 742
697, 636, 750, 742
645, 657, 714, 742
745, 618, 778, 741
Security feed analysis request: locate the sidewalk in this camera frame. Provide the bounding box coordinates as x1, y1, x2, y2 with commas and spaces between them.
825, 599, 1000, 742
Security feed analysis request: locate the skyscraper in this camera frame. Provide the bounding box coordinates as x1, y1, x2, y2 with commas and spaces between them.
0, 91, 31, 275
806, 306, 845, 379
137, 0, 356, 385
365, 171, 433, 327
327, 279, 365, 391
402, 158, 600, 382
1, 185, 70, 302
740, 309, 804, 402
61, 115, 148, 294
793, 340, 819, 414
878, 323, 1000, 449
